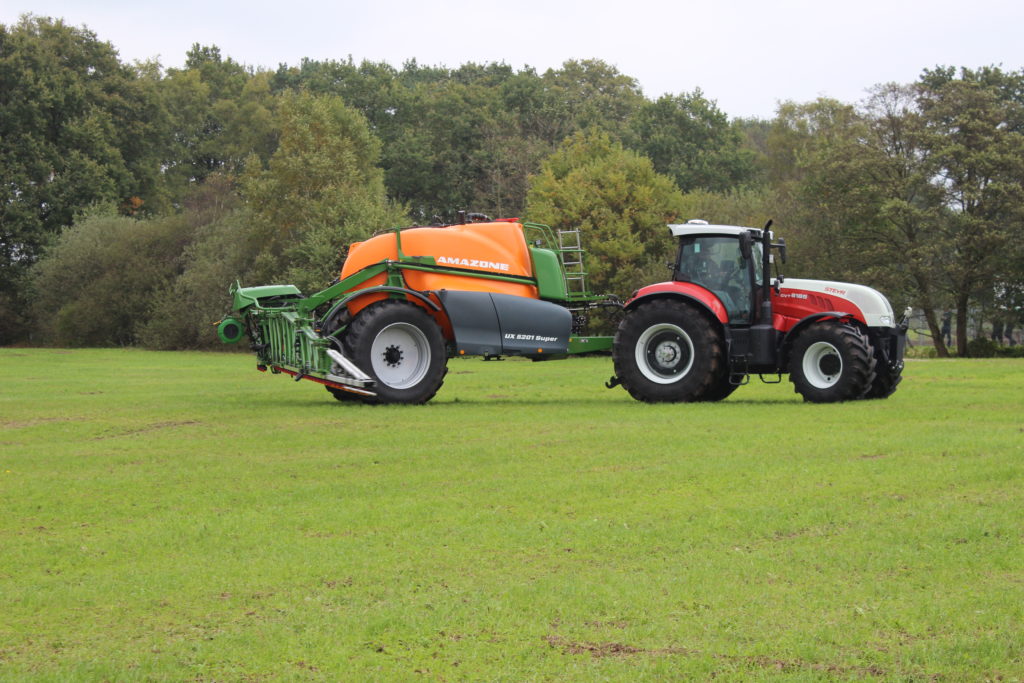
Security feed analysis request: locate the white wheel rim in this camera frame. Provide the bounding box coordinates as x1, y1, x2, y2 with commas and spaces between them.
635, 323, 695, 384
370, 322, 431, 389
802, 341, 843, 389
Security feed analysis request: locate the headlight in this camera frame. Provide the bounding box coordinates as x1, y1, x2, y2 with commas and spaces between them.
879, 315, 893, 326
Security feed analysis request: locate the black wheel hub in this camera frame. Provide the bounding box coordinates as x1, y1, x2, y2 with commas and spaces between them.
646, 331, 689, 376
383, 344, 404, 367
819, 354, 841, 376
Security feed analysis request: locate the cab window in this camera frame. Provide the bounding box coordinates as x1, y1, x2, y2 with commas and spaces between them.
677, 236, 753, 322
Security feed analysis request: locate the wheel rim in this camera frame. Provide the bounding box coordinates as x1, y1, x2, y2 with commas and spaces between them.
802, 341, 843, 389
635, 323, 695, 384
370, 322, 431, 389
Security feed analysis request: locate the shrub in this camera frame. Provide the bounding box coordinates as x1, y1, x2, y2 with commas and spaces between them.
138, 208, 264, 349
31, 211, 194, 346
967, 337, 1000, 358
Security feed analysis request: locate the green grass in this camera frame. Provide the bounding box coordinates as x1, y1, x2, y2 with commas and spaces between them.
1, 349, 1022, 681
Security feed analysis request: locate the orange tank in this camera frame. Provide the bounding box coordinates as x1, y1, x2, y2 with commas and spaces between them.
340, 222, 540, 315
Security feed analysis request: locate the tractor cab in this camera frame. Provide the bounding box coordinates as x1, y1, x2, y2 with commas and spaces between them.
669, 220, 780, 327
666, 219, 791, 373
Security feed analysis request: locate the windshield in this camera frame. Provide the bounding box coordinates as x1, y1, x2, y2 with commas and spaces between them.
677, 236, 755, 321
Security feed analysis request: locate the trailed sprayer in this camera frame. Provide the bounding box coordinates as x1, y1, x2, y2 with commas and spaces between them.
218, 214, 617, 403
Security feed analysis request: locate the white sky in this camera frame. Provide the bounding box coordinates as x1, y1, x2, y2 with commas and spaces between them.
4, 0, 1022, 120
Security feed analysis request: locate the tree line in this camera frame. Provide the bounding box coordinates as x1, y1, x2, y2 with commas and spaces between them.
2, 15, 1022, 355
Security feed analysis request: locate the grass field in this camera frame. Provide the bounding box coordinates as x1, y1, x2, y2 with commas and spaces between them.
1, 348, 1022, 681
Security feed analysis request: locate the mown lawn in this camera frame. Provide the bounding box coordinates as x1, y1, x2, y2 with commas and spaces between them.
1, 349, 1022, 680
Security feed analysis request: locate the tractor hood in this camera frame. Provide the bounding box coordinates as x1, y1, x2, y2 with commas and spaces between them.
777, 278, 897, 328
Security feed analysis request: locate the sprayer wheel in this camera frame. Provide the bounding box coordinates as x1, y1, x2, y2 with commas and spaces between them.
343, 300, 448, 405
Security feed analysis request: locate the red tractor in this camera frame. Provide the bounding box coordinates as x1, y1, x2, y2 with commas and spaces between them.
608, 220, 908, 403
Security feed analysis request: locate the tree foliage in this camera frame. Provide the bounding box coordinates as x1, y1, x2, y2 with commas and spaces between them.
0, 16, 165, 341
6, 14, 1024, 352
917, 68, 1024, 353
628, 90, 755, 192
760, 69, 1024, 356
241, 91, 406, 293
526, 130, 686, 296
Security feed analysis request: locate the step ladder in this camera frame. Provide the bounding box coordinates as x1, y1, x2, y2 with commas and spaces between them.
557, 228, 589, 298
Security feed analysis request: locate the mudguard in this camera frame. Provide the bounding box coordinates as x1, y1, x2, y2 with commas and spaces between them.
437, 290, 571, 357
781, 312, 851, 347
624, 282, 729, 325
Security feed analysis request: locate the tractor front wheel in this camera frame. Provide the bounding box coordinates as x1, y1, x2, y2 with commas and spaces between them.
864, 359, 903, 399
343, 300, 448, 405
789, 322, 876, 403
612, 299, 725, 402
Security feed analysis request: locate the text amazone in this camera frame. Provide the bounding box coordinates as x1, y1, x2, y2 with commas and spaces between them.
437, 256, 510, 272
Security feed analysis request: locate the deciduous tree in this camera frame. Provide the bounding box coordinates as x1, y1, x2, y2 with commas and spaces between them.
526, 130, 686, 297
628, 90, 755, 192
0, 16, 164, 342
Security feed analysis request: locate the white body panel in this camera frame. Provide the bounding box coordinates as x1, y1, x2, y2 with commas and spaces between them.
780, 278, 896, 328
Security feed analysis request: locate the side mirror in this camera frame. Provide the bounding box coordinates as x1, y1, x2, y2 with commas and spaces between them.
739, 231, 753, 261
777, 237, 788, 264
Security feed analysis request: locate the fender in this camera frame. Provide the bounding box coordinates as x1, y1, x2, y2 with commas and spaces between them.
436, 290, 571, 357
317, 286, 443, 338
340, 285, 440, 311
625, 282, 730, 325
324, 285, 439, 317
779, 311, 854, 360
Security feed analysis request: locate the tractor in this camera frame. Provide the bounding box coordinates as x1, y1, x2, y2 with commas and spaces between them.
607, 220, 908, 403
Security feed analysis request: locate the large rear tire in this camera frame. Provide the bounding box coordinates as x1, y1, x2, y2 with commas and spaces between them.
699, 372, 743, 402
343, 300, 448, 405
612, 299, 725, 403
789, 322, 876, 403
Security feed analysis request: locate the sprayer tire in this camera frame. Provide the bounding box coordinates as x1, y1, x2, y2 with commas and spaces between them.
612, 299, 725, 403
789, 321, 876, 403
326, 386, 364, 402
343, 300, 448, 405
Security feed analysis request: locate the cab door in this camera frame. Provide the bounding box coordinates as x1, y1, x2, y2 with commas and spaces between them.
675, 236, 756, 324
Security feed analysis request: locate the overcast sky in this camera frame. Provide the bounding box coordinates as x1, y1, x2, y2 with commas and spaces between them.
4, 0, 1022, 119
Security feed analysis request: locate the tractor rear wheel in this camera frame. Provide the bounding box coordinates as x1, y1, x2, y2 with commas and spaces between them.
789, 322, 876, 403
612, 299, 725, 402
343, 300, 448, 405
699, 372, 743, 402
